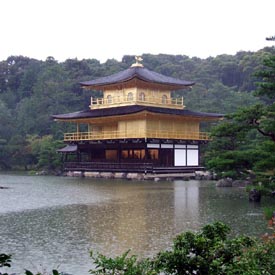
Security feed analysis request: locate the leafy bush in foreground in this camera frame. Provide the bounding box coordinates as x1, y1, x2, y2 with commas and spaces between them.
1, 222, 275, 275
0, 254, 11, 275
154, 222, 274, 275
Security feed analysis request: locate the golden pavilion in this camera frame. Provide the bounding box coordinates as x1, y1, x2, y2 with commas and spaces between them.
53, 57, 222, 174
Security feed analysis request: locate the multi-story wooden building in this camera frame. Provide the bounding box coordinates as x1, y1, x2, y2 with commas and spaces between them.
53, 58, 222, 174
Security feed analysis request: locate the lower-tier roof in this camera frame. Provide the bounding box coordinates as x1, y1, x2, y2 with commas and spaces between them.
52, 105, 223, 121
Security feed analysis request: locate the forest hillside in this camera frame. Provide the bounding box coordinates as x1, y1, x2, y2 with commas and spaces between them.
0, 47, 274, 170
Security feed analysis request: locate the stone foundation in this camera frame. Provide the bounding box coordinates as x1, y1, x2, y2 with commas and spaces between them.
65, 170, 215, 181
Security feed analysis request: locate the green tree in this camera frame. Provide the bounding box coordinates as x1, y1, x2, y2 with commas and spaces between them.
15, 60, 79, 136
30, 135, 63, 171
90, 250, 154, 275
154, 222, 256, 275
206, 48, 275, 189
0, 100, 14, 140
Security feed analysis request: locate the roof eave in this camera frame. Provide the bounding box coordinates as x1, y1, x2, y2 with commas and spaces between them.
80, 77, 195, 90
52, 105, 224, 121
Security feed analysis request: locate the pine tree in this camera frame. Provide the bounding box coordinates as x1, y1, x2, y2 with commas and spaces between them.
206, 41, 275, 190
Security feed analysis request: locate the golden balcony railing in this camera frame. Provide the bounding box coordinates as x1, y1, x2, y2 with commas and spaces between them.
89, 95, 185, 109
64, 129, 210, 141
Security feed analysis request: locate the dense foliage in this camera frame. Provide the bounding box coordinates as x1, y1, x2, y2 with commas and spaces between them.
1, 222, 275, 275
0, 48, 274, 171
206, 45, 275, 194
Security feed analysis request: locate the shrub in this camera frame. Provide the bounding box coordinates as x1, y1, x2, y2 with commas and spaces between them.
153, 222, 255, 275
1, 222, 275, 275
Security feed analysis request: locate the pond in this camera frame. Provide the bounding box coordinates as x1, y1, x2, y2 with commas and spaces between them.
0, 173, 273, 275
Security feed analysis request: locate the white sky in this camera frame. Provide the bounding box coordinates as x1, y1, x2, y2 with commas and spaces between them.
1, 0, 274, 63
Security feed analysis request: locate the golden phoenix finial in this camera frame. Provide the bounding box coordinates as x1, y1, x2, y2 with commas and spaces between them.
131, 56, 144, 67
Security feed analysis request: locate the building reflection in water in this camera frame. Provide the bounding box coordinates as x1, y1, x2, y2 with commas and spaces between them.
83, 181, 201, 257
174, 180, 200, 233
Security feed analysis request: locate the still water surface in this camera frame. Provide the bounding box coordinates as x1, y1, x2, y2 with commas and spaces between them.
0, 173, 273, 275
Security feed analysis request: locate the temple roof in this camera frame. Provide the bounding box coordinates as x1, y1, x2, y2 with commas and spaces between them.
52, 105, 223, 121
57, 144, 78, 153
80, 66, 195, 90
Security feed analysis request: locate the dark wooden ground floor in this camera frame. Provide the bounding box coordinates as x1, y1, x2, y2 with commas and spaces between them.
59, 138, 206, 173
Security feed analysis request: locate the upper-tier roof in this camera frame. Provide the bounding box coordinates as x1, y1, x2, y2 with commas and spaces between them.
80, 66, 195, 90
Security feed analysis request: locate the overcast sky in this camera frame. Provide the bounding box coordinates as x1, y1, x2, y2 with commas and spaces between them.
1, 0, 274, 63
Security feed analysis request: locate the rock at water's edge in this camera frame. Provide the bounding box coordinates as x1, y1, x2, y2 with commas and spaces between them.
216, 178, 233, 187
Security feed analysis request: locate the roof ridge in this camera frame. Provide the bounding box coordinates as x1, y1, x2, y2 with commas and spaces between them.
79, 66, 195, 88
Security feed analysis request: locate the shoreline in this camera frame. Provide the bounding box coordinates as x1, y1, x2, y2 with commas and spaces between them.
64, 170, 214, 181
